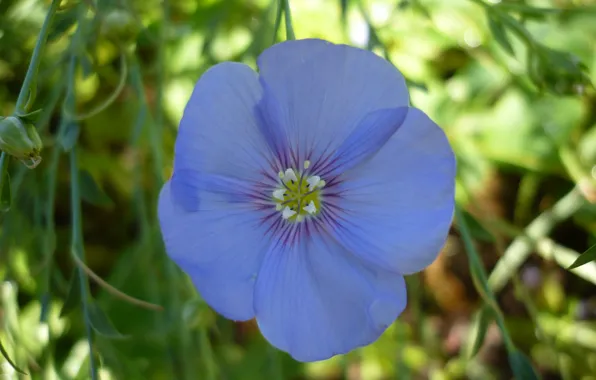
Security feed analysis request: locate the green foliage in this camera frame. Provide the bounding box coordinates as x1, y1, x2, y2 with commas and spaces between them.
1, 0, 596, 379
569, 244, 596, 270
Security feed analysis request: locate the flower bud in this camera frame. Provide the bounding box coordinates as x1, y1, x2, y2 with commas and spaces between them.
0, 116, 43, 165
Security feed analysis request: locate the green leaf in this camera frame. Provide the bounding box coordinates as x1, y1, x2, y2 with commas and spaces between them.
86, 301, 128, 339
15, 108, 43, 124
568, 244, 596, 270
0, 338, 27, 375
460, 210, 495, 242
467, 304, 494, 358
487, 14, 515, 56
79, 169, 113, 207
60, 269, 82, 317
508, 349, 540, 380
58, 121, 79, 152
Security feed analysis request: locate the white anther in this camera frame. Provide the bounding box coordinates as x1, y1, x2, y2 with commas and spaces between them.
278, 171, 285, 179
275, 203, 283, 211
303, 201, 317, 215
306, 175, 322, 190
296, 214, 305, 222
303, 160, 311, 169
273, 189, 286, 200
284, 168, 298, 183
282, 206, 297, 219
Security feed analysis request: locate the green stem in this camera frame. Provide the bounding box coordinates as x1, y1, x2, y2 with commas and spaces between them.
282, 0, 296, 40
63, 52, 129, 121
272, 0, 284, 43
63, 5, 98, 377
454, 206, 516, 351
14, 0, 61, 113
69, 145, 98, 380
488, 188, 586, 293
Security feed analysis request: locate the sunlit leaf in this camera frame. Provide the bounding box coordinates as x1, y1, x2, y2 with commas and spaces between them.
568, 244, 596, 270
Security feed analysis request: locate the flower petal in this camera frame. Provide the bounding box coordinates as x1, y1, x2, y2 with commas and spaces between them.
256, 39, 409, 166
327, 108, 456, 275
173, 62, 274, 210
158, 181, 270, 321
254, 232, 407, 362
320, 107, 408, 177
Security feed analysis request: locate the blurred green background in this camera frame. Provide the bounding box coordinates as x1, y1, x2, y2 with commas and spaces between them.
1, 0, 596, 379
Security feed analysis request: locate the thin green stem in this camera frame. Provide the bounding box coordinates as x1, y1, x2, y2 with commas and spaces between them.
14, 0, 61, 113
63, 52, 129, 121
61, 4, 98, 377
282, 0, 296, 40
69, 145, 97, 380
272, 0, 284, 43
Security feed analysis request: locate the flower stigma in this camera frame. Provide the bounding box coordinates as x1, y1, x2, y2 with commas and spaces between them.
272, 161, 325, 222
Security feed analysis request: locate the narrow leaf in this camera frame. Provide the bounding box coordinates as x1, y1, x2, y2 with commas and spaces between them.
461, 210, 495, 242
568, 244, 596, 270
508, 349, 540, 380
79, 169, 113, 207
487, 14, 515, 56
60, 269, 82, 317
0, 339, 27, 375
58, 121, 79, 152
86, 301, 128, 339
467, 304, 494, 358
15, 108, 43, 124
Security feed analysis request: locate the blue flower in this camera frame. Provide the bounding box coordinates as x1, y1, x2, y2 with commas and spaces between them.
158, 39, 455, 362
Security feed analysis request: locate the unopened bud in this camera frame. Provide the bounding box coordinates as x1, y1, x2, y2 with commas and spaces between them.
0, 116, 42, 168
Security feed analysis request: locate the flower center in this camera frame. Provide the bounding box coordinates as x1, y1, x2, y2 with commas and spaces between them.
272, 160, 325, 222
